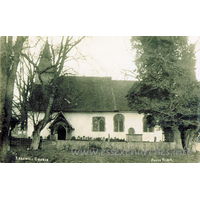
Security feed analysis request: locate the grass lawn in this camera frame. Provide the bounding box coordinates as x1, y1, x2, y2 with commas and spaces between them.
5, 146, 200, 163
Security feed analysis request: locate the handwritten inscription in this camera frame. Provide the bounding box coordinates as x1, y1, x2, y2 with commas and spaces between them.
151, 158, 173, 162
16, 156, 49, 162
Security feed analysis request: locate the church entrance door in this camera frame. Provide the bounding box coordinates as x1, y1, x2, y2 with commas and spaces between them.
57, 126, 66, 140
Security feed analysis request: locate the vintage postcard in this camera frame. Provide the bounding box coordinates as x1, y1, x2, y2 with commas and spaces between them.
1, 36, 200, 163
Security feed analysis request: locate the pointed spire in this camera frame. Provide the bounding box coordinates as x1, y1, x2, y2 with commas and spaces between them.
35, 40, 54, 84
38, 40, 52, 72
40, 40, 51, 61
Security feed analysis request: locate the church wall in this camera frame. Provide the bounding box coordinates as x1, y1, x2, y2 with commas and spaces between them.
65, 112, 143, 139
27, 111, 163, 141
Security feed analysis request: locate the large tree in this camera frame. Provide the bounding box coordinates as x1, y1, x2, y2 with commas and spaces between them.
21, 36, 85, 150
13, 58, 36, 134
0, 36, 28, 159
127, 36, 199, 150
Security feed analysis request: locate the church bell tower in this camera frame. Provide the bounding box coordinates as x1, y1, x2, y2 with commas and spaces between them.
35, 40, 55, 84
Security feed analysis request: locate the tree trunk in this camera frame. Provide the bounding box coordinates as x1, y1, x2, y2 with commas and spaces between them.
2, 132, 10, 151
30, 130, 41, 150
0, 128, 10, 162
172, 126, 183, 150
30, 92, 55, 150
184, 129, 198, 152
0, 36, 28, 159
185, 132, 191, 149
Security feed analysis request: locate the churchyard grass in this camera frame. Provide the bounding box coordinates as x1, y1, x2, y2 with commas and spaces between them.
6, 146, 200, 163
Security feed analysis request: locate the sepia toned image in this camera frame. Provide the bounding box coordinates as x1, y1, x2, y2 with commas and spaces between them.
1, 36, 200, 163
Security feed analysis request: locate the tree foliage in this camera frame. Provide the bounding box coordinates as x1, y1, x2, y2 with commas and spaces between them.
127, 36, 199, 149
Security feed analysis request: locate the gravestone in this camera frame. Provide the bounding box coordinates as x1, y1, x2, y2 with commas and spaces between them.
128, 127, 135, 134
50, 135, 56, 141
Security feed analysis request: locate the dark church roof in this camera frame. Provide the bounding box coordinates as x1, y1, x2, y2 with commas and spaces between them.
29, 76, 136, 112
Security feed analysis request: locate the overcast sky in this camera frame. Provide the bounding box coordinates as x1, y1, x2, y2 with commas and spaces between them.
65, 36, 200, 81
29, 36, 200, 81
70, 36, 135, 80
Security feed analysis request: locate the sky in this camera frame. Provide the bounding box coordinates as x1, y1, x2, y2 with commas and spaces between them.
189, 36, 200, 80
70, 36, 135, 80
63, 36, 200, 81
29, 36, 135, 80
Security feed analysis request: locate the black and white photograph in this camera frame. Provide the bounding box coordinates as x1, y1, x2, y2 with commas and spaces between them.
1, 36, 200, 163
1, 1, 200, 200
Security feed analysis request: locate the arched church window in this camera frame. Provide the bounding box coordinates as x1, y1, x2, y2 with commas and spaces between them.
92, 117, 105, 132
114, 114, 125, 132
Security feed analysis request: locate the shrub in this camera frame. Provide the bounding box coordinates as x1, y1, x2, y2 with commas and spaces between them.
62, 144, 71, 151
110, 138, 125, 142
1, 150, 17, 163
77, 136, 81, 140
71, 136, 76, 140
89, 143, 102, 150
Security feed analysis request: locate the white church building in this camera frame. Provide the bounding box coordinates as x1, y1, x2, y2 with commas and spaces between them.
27, 42, 163, 142
27, 75, 163, 142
